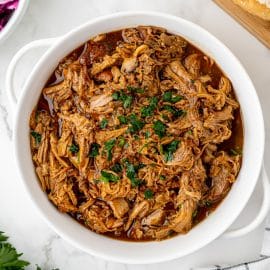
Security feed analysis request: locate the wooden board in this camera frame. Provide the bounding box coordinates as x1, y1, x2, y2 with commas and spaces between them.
213, 0, 270, 49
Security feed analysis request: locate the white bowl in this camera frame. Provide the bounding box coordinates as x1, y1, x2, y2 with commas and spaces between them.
0, 0, 29, 44
9, 11, 266, 264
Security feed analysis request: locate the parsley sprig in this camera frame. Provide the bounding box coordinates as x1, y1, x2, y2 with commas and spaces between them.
0, 231, 58, 270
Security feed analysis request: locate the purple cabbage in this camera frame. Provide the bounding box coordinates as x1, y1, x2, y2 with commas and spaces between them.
0, 0, 19, 31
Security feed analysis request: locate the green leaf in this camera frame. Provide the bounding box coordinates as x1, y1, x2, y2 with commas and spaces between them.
0, 232, 8, 243
162, 91, 182, 103
104, 139, 116, 161
153, 120, 166, 138
124, 160, 143, 187
128, 114, 145, 133
141, 97, 158, 118
123, 95, 133, 108
144, 131, 151, 139
118, 137, 126, 147
118, 115, 128, 125
100, 171, 120, 183
30, 131, 42, 144
112, 92, 119, 100
162, 105, 185, 118
100, 118, 108, 129
230, 148, 242, 156
0, 232, 30, 269
112, 90, 133, 108
162, 140, 180, 162
111, 163, 123, 173
127, 86, 145, 93
69, 143, 79, 154
144, 189, 154, 199
159, 175, 166, 180
89, 143, 100, 158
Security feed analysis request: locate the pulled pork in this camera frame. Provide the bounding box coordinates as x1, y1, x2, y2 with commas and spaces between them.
29, 26, 242, 241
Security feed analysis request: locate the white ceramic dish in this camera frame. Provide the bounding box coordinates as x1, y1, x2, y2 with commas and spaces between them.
0, 0, 29, 44
5, 11, 270, 264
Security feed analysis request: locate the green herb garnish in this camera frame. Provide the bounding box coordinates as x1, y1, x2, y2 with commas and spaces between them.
144, 189, 154, 199
100, 170, 120, 183
159, 175, 166, 180
124, 160, 143, 187
30, 131, 42, 144
162, 105, 185, 118
144, 131, 151, 139
89, 143, 100, 157
0, 231, 30, 269
104, 138, 116, 161
111, 163, 123, 173
153, 120, 166, 138
112, 90, 133, 108
162, 91, 183, 103
161, 140, 180, 162
118, 115, 128, 125
192, 210, 198, 218
69, 143, 79, 154
141, 97, 158, 117
100, 118, 108, 129
118, 136, 126, 147
230, 148, 242, 156
128, 114, 145, 133
112, 92, 119, 100
127, 86, 145, 93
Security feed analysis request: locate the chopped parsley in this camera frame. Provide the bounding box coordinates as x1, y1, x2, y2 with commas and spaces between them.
118, 115, 128, 125
30, 131, 42, 144
104, 138, 116, 161
124, 160, 143, 187
112, 92, 119, 100
162, 91, 183, 103
127, 86, 145, 93
162, 105, 185, 118
89, 143, 100, 157
230, 148, 242, 156
144, 131, 151, 139
128, 114, 145, 133
100, 170, 120, 183
69, 143, 79, 154
111, 163, 123, 173
153, 120, 166, 138
159, 175, 166, 180
112, 90, 133, 108
118, 136, 126, 147
161, 140, 180, 162
144, 189, 154, 199
0, 231, 30, 269
100, 118, 108, 129
141, 97, 158, 117
192, 210, 198, 219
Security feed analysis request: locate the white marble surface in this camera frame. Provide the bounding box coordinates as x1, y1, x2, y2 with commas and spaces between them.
0, 0, 270, 269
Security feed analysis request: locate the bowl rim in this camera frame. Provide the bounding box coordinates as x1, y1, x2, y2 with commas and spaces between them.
0, 0, 29, 43
13, 11, 265, 264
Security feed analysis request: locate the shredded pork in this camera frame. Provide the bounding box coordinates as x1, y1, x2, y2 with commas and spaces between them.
30, 26, 242, 241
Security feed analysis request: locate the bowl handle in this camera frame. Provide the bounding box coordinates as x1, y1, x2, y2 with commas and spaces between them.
6, 38, 58, 109
222, 164, 270, 238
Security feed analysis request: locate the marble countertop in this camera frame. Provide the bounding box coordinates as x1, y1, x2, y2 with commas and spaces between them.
0, 0, 270, 269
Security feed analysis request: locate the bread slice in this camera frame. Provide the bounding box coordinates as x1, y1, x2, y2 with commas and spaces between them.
232, 0, 270, 20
